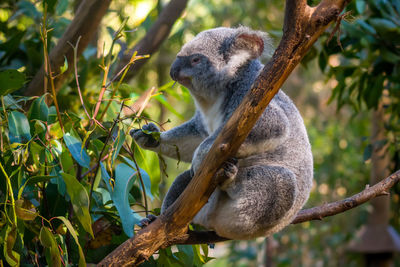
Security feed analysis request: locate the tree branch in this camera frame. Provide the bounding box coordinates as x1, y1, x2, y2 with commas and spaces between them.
161, 170, 400, 245
98, 0, 354, 266
114, 0, 189, 81
24, 0, 111, 96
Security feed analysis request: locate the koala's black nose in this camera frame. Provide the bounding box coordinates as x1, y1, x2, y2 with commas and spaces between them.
170, 59, 181, 81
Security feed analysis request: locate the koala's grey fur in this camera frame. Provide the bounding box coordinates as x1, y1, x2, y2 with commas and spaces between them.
131, 26, 313, 240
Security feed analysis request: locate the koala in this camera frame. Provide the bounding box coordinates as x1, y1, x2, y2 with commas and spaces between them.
131, 26, 313, 240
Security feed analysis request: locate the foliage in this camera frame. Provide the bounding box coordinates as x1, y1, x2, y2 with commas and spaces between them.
0, 1, 209, 266
317, 0, 400, 159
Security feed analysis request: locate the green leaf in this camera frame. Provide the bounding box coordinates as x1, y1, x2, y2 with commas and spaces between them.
18, 175, 56, 199
0, 69, 25, 96
28, 95, 49, 122
4, 225, 20, 266
112, 129, 126, 165
64, 133, 91, 168
121, 156, 154, 200
111, 163, 143, 237
15, 199, 37, 220
355, 0, 366, 13
176, 245, 194, 266
369, 18, 398, 32
56, 0, 69, 15
61, 172, 94, 237
100, 162, 112, 192
154, 94, 185, 120
56, 216, 87, 267
356, 20, 377, 35
363, 144, 373, 162
318, 51, 327, 72
60, 147, 75, 176
39, 226, 61, 267
59, 56, 68, 74
8, 111, 31, 144
48, 106, 58, 124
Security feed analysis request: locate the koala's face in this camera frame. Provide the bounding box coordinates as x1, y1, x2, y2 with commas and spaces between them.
170, 27, 271, 97
170, 28, 231, 93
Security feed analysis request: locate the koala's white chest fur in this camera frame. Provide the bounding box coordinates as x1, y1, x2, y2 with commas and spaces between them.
196, 96, 225, 134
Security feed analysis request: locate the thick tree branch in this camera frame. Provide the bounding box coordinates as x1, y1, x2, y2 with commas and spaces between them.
24, 0, 111, 96
98, 0, 353, 266
115, 0, 189, 81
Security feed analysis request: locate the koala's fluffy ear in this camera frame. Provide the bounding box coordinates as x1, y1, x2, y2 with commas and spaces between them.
233, 33, 264, 59
232, 27, 273, 60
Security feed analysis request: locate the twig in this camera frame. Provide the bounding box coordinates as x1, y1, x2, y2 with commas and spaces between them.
124, 145, 149, 217
292, 170, 400, 223
40, 10, 64, 132
80, 154, 110, 179
88, 102, 124, 210
99, 52, 149, 121
25, 0, 112, 96
68, 36, 91, 119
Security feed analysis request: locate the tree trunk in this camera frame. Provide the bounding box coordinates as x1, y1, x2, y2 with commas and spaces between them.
24, 0, 111, 96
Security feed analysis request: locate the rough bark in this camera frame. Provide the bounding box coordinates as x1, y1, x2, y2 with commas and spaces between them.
98, 1, 354, 266
24, 0, 111, 96
114, 0, 189, 81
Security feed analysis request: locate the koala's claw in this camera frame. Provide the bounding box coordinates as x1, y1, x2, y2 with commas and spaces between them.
130, 123, 160, 148
218, 158, 239, 190
138, 214, 157, 228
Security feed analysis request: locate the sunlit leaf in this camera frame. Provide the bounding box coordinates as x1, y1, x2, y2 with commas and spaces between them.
154, 94, 184, 120
59, 56, 68, 74
63, 133, 90, 168
15, 199, 37, 220
8, 111, 31, 144
18, 175, 56, 199
28, 95, 48, 122
4, 225, 20, 266
61, 172, 94, 237
39, 226, 61, 267
56, 216, 86, 267
0, 69, 25, 96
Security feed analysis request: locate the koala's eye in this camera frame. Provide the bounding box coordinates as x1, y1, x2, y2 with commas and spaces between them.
191, 56, 200, 65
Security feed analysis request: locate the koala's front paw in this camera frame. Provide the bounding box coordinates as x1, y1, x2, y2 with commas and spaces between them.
138, 214, 157, 229
130, 123, 161, 148
217, 158, 238, 190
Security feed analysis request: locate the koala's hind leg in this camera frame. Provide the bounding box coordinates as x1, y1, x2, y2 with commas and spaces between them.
161, 170, 192, 214
201, 165, 297, 240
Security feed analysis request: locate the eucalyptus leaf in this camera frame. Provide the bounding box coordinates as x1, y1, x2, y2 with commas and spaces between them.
121, 156, 154, 200
64, 133, 90, 168
0, 69, 25, 96
56, 216, 87, 267
61, 172, 94, 237
8, 111, 31, 144
102, 163, 143, 237
28, 95, 48, 122
39, 226, 61, 267
112, 129, 126, 165
4, 226, 20, 266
